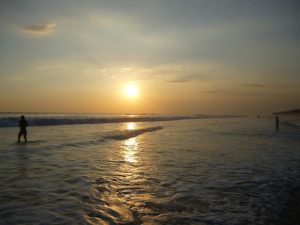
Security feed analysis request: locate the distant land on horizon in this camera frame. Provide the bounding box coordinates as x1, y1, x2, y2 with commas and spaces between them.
274, 108, 300, 115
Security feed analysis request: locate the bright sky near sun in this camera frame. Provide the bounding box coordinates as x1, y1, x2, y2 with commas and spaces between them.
124, 84, 138, 98
0, 0, 299, 114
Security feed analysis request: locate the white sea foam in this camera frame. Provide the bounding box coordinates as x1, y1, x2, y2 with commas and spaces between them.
105, 126, 163, 140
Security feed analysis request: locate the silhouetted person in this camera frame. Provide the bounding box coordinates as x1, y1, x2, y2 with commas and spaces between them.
275, 116, 279, 131
18, 115, 28, 143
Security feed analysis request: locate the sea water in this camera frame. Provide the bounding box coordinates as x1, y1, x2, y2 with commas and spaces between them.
0, 114, 299, 225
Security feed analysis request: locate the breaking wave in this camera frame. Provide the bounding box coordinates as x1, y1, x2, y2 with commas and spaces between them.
0, 114, 236, 128
105, 126, 163, 140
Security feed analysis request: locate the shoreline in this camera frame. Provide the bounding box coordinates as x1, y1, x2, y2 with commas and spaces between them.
284, 189, 300, 225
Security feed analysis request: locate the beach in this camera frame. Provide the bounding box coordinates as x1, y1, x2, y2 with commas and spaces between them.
0, 114, 299, 225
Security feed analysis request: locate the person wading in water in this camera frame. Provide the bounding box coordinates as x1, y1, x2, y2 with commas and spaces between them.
18, 115, 28, 143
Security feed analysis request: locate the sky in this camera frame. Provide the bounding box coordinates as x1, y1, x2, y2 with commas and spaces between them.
0, 0, 299, 114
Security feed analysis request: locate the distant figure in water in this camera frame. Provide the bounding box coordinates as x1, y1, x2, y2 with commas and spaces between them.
18, 115, 28, 143
275, 116, 279, 131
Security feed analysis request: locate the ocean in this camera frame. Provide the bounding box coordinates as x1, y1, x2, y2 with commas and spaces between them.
0, 114, 299, 225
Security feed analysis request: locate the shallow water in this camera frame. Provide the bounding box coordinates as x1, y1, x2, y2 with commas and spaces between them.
0, 116, 299, 225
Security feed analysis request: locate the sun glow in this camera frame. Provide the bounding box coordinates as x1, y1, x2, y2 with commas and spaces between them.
124, 84, 138, 97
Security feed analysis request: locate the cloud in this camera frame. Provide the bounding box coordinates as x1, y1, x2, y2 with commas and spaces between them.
168, 76, 204, 84
22, 23, 57, 35
166, 74, 204, 83
242, 83, 264, 88
167, 78, 191, 83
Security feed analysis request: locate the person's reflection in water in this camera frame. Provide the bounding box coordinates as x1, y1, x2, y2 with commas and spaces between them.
17, 148, 28, 178
275, 116, 279, 131
18, 115, 28, 143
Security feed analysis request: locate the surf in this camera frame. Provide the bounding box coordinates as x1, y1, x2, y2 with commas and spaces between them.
0, 113, 238, 127
105, 126, 163, 140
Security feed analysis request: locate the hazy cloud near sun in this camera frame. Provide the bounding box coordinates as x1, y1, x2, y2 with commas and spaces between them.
241, 83, 264, 88
22, 23, 57, 35
167, 78, 191, 83
87, 63, 217, 83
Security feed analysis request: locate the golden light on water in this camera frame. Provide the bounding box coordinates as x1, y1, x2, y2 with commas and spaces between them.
123, 122, 138, 163
123, 138, 138, 163
126, 122, 136, 130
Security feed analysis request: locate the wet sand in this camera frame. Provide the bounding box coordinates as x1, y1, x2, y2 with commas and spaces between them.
284, 189, 300, 225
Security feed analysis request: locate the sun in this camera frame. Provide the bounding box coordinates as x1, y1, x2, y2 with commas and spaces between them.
124, 84, 138, 97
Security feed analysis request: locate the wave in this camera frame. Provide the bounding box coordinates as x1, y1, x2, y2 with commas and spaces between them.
0, 114, 235, 128
15, 126, 163, 151
105, 126, 163, 140
284, 121, 300, 128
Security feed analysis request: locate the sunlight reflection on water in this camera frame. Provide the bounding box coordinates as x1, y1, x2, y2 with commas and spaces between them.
126, 122, 137, 130
123, 138, 138, 163
123, 123, 138, 163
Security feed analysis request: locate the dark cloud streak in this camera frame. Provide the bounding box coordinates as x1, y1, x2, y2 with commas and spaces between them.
242, 83, 264, 88
23, 23, 56, 35
167, 78, 191, 83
